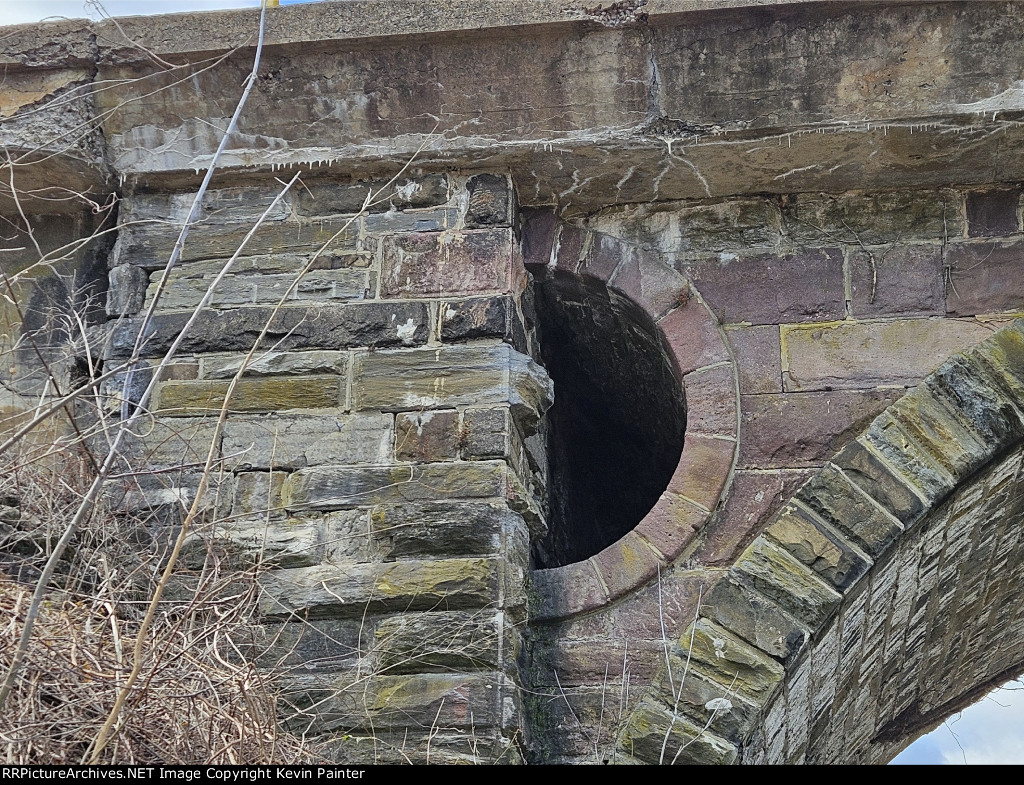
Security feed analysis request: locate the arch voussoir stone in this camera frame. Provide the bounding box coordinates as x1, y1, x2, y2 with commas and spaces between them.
618, 319, 1024, 764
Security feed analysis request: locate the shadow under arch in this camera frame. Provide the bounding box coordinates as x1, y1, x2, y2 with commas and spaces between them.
616, 319, 1024, 764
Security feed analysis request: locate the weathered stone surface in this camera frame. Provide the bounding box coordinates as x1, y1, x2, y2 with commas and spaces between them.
106, 264, 148, 316
381, 229, 518, 298
395, 409, 459, 462
108, 303, 430, 357
726, 325, 783, 394
782, 190, 961, 245
795, 465, 903, 557
297, 174, 450, 216
609, 247, 690, 318
681, 619, 786, 703
696, 469, 814, 565
461, 407, 509, 459
245, 619, 364, 672
222, 413, 390, 470
122, 186, 294, 225
636, 491, 704, 562
352, 344, 552, 428
685, 249, 844, 325
202, 350, 347, 379
260, 557, 500, 616
155, 376, 342, 415
232, 471, 287, 519
591, 530, 663, 601
465, 174, 514, 228
782, 318, 993, 391
763, 504, 871, 592
182, 516, 321, 569
529, 560, 608, 622
115, 218, 360, 271
370, 502, 512, 559
364, 207, 460, 235
658, 299, 729, 375
739, 389, 901, 469
946, 239, 1024, 315
849, 245, 945, 318
830, 438, 926, 527
279, 671, 501, 734
666, 434, 735, 511
145, 268, 373, 310
864, 411, 956, 505
731, 538, 841, 631
321, 510, 380, 564
439, 296, 526, 350
374, 611, 503, 672
966, 188, 1020, 237
619, 698, 737, 765
284, 461, 508, 511
926, 354, 1024, 449
705, 577, 808, 662
683, 364, 737, 435
118, 416, 220, 470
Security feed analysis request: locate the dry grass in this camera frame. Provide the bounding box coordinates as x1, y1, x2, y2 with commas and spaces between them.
0, 449, 317, 764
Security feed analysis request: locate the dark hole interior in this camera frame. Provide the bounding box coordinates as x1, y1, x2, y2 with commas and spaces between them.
530, 269, 687, 569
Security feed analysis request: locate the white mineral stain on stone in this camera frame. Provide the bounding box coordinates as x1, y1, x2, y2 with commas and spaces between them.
396, 318, 417, 344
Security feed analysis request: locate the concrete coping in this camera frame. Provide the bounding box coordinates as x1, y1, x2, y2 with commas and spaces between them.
0, 0, 957, 66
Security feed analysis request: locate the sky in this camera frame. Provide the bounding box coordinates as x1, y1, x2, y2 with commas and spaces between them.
4, 0, 1024, 767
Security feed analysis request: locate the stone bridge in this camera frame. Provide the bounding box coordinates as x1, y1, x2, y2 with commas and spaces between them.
4, 0, 1024, 764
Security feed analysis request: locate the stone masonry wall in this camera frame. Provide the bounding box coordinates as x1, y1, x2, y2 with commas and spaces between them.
102, 171, 551, 763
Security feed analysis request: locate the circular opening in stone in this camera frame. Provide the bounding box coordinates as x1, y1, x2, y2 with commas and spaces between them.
530, 269, 687, 569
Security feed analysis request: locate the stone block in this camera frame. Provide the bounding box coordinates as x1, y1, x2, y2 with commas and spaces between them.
551, 225, 586, 273
863, 412, 956, 505
123, 186, 294, 225
107, 264, 148, 316
373, 610, 503, 672
926, 353, 1024, 449
681, 619, 785, 703
395, 409, 460, 462
618, 697, 737, 765
279, 671, 501, 734
705, 577, 807, 662
520, 208, 558, 270
695, 469, 814, 565
297, 174, 450, 215
108, 302, 430, 358
849, 245, 945, 318
222, 413, 391, 471
579, 231, 626, 280
636, 491, 705, 562
529, 561, 608, 622
363, 207, 460, 235
781, 318, 993, 391
946, 239, 1024, 315
974, 321, 1024, 401
795, 465, 903, 558
731, 538, 841, 630
465, 174, 514, 228
726, 325, 783, 394
155, 376, 342, 415
590, 530, 663, 601
202, 350, 347, 379
439, 296, 527, 351
609, 246, 690, 318
685, 249, 844, 325
739, 389, 901, 469
116, 218, 359, 271
370, 502, 512, 559
665, 434, 735, 511
461, 408, 509, 459
283, 461, 508, 511
658, 299, 729, 375
352, 345, 552, 430
782, 189, 961, 245
966, 188, 1020, 237
118, 416, 221, 470
260, 557, 500, 616
182, 516, 321, 569
381, 229, 519, 298
232, 471, 287, 519
321, 509, 380, 564
244, 619, 364, 672
762, 503, 871, 592
683, 364, 737, 436
830, 438, 926, 527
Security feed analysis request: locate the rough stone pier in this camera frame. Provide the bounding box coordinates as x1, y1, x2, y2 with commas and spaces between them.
4, 0, 1024, 764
